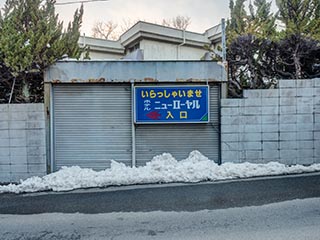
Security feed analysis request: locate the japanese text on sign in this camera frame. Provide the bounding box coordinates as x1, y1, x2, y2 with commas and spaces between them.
134, 86, 209, 124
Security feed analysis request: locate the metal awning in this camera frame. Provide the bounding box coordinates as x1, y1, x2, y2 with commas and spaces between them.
44, 60, 227, 84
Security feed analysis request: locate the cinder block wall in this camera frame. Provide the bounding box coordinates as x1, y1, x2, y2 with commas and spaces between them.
0, 104, 46, 183
221, 78, 320, 165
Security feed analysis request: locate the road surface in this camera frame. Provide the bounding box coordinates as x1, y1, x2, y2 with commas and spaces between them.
2, 172, 320, 214
1, 198, 320, 240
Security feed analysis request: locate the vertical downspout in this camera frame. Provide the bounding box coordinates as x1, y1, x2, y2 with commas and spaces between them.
44, 68, 55, 173
49, 83, 54, 172
177, 30, 186, 59
131, 81, 136, 167
80, 33, 86, 60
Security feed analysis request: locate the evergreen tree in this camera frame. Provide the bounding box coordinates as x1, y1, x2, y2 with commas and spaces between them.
276, 0, 320, 40
227, 35, 278, 97
226, 0, 277, 97
227, 0, 276, 44
247, 0, 277, 39
277, 34, 320, 79
0, 0, 84, 103
227, 0, 248, 45
276, 0, 320, 78
226, 0, 320, 97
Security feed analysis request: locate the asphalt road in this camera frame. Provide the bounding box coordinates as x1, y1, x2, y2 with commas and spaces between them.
1, 198, 320, 240
1, 172, 320, 214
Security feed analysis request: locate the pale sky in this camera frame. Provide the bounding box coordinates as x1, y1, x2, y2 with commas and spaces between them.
0, 0, 278, 37
55, 0, 230, 36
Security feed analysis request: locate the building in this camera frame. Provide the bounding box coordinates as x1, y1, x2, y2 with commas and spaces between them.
44, 21, 226, 172
44, 61, 227, 171
78, 21, 222, 60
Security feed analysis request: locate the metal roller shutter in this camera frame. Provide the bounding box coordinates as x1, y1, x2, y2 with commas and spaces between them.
52, 84, 132, 171
135, 84, 220, 165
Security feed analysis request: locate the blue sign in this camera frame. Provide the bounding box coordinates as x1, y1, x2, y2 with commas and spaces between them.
134, 86, 209, 124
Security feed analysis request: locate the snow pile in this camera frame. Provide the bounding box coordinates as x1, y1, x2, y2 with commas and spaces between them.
1, 150, 320, 194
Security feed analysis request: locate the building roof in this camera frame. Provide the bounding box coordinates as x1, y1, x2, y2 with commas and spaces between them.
204, 24, 222, 43
120, 21, 215, 48
79, 21, 222, 54
78, 36, 124, 54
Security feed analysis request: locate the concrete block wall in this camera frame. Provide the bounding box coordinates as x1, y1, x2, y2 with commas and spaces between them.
221, 78, 320, 165
0, 104, 46, 183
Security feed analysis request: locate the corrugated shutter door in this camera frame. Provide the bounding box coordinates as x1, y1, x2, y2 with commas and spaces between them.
136, 84, 220, 165
53, 84, 131, 171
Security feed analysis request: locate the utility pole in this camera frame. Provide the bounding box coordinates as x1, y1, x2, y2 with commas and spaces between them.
221, 18, 228, 99
221, 18, 226, 63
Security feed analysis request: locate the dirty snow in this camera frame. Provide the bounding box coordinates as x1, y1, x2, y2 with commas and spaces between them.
1, 150, 320, 194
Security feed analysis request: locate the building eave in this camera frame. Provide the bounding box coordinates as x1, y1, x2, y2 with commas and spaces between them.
44, 61, 227, 83
78, 36, 125, 54
120, 21, 212, 48
79, 21, 223, 55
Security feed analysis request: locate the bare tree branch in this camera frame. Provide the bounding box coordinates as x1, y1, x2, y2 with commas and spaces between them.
91, 16, 192, 41
161, 19, 171, 27
92, 20, 118, 40
161, 15, 191, 30
120, 18, 140, 33
172, 15, 191, 30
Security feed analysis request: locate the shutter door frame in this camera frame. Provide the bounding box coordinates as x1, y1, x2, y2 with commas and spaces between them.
52, 83, 132, 171
51, 82, 221, 171
135, 83, 220, 165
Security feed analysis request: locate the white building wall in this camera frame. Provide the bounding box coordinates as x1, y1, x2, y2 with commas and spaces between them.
87, 51, 123, 60
179, 45, 207, 60
141, 39, 206, 60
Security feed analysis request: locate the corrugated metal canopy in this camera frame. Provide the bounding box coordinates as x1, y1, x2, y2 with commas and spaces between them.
44, 61, 227, 83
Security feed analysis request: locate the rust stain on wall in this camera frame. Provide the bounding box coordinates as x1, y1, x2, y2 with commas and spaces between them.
51, 80, 61, 83
88, 78, 105, 83
144, 77, 157, 82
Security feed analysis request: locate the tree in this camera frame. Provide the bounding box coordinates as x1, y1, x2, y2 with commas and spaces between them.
277, 34, 320, 79
226, 0, 248, 45
226, 0, 277, 96
227, 0, 276, 43
276, 0, 320, 78
162, 15, 191, 30
227, 35, 278, 97
92, 20, 118, 40
0, 0, 84, 103
225, 0, 320, 97
120, 18, 140, 33
91, 18, 140, 40
247, 0, 276, 39
276, 0, 320, 40
91, 16, 192, 40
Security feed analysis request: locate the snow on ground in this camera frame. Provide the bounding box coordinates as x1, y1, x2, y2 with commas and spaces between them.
1, 150, 320, 194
